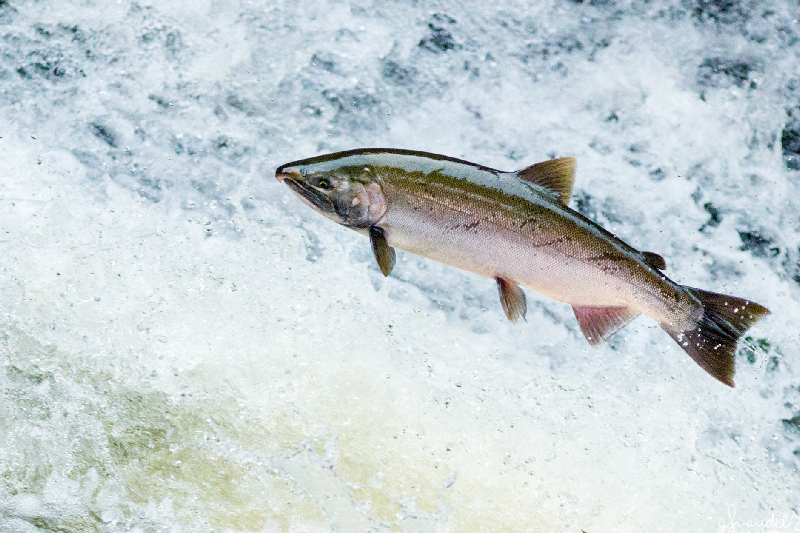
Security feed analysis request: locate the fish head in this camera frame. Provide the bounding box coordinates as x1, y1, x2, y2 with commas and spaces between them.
276, 160, 387, 228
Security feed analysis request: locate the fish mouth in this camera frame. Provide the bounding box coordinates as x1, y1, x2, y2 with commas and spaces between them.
282, 177, 335, 214
275, 165, 299, 182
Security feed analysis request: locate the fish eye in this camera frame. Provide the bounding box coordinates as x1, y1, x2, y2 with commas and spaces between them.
317, 177, 332, 190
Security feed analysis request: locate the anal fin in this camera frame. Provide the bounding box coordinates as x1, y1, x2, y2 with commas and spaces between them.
496, 277, 527, 324
573, 305, 639, 346
369, 226, 396, 277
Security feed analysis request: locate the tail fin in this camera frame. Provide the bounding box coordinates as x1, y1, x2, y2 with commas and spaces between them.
661, 288, 770, 387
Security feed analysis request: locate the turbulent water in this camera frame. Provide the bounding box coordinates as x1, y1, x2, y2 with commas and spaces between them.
0, 0, 798, 531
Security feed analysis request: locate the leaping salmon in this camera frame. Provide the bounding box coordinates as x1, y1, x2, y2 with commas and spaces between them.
276, 148, 770, 387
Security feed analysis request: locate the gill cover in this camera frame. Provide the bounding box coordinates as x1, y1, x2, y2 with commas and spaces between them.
277, 163, 387, 228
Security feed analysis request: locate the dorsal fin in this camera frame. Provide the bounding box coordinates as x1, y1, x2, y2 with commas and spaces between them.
642, 251, 666, 270
516, 157, 576, 206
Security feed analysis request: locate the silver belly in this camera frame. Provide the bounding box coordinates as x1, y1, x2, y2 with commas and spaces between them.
381, 206, 640, 309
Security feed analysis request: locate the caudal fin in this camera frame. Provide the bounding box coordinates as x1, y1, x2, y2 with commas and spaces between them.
662, 288, 770, 387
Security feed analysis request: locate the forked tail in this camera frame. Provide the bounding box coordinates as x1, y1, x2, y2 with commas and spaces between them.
661, 287, 770, 387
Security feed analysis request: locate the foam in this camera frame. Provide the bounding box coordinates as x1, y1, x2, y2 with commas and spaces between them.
1, 0, 798, 531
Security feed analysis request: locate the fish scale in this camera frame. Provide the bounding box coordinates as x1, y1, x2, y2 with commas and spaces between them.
380, 161, 673, 313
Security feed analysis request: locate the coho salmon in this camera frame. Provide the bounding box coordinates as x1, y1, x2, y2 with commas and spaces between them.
276, 148, 770, 386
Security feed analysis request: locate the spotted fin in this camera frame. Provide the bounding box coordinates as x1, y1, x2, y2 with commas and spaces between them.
496, 277, 527, 324
516, 157, 576, 206
573, 305, 639, 346
660, 287, 770, 387
370, 226, 396, 277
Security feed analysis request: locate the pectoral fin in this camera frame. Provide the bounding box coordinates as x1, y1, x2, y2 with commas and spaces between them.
516, 157, 576, 206
573, 305, 639, 345
496, 277, 527, 324
369, 225, 396, 277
